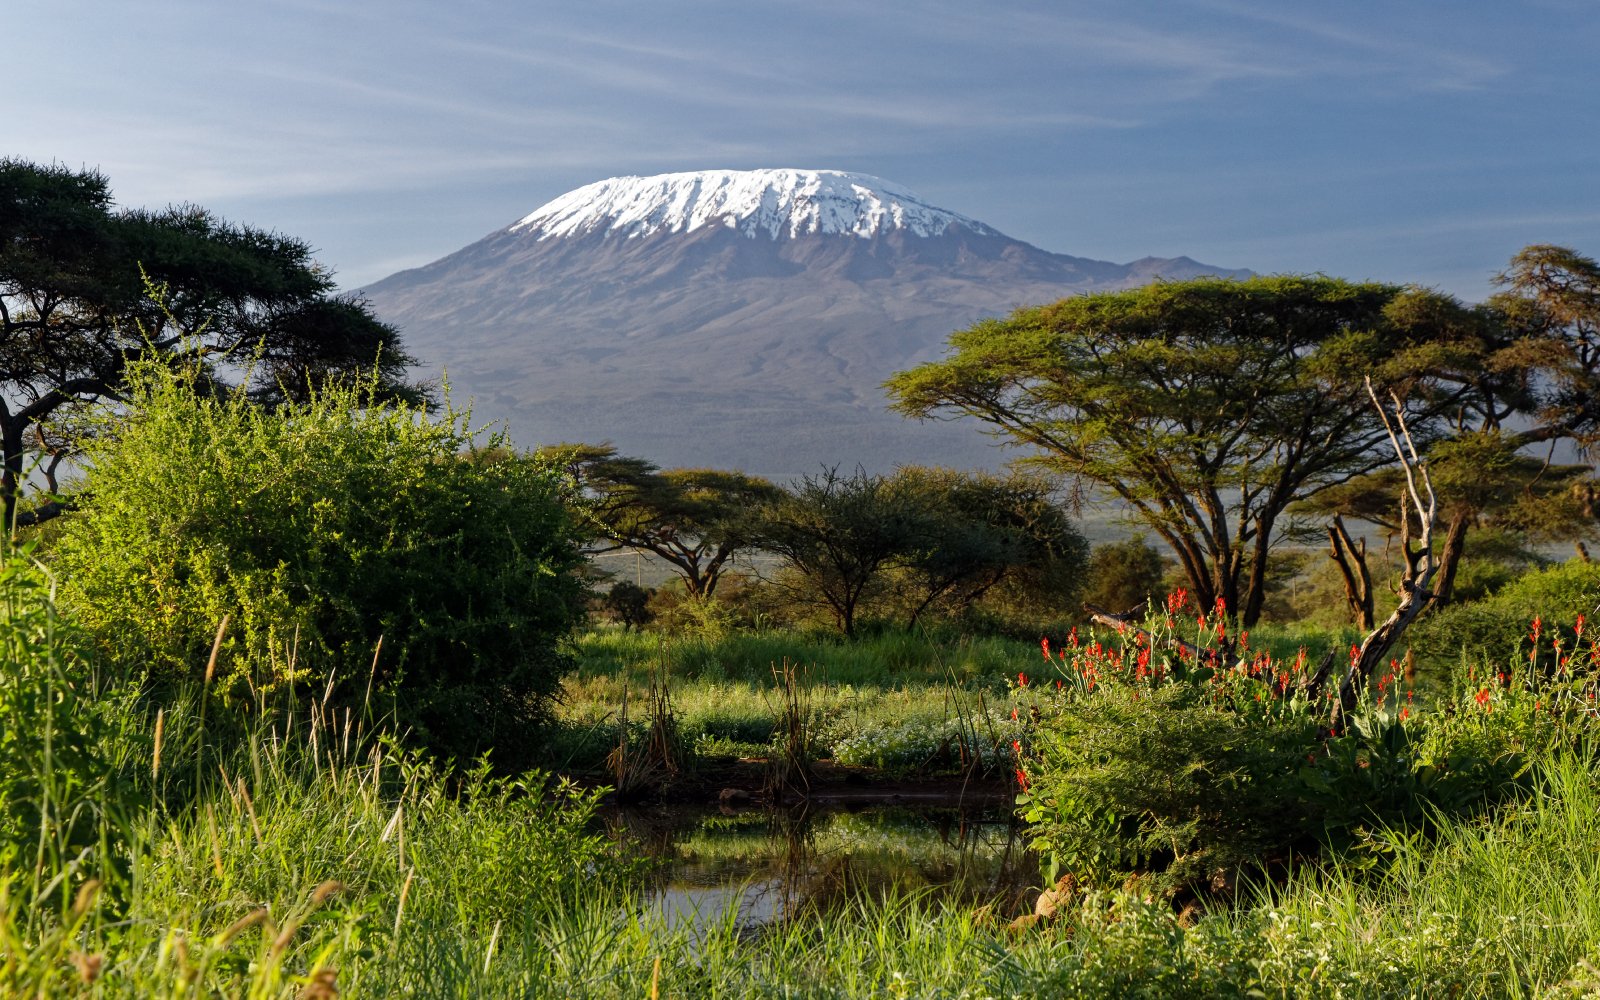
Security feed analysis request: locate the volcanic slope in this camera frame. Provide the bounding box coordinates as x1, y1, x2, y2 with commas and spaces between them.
363, 169, 1249, 476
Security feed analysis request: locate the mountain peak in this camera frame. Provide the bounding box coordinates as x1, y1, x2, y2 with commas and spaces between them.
509, 168, 996, 242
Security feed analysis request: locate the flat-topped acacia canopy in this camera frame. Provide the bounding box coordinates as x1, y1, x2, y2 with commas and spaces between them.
886, 275, 1469, 626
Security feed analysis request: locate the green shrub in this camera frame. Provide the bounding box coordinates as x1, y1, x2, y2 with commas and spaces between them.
1082, 535, 1167, 615
55, 363, 587, 765
601, 581, 654, 630
1410, 560, 1600, 669
1020, 603, 1589, 895
0, 545, 130, 893
1024, 683, 1322, 891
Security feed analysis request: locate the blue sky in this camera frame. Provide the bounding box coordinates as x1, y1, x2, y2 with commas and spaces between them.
10, 0, 1598, 298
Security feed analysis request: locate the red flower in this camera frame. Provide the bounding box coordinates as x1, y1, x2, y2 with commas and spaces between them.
1014, 768, 1030, 792
1475, 687, 1492, 708
1166, 588, 1188, 614
1018, 672, 1029, 687
1040, 637, 1051, 661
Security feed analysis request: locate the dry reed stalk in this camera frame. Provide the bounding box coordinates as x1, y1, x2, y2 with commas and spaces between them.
363, 635, 383, 717
236, 778, 264, 845
271, 881, 345, 957
70, 880, 101, 919
215, 908, 268, 948
150, 708, 165, 779
205, 805, 224, 879
764, 659, 814, 801
392, 867, 415, 941
203, 615, 230, 685
483, 920, 501, 974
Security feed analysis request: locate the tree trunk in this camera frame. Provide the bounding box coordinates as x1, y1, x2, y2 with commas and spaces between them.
1327, 378, 1439, 727
1428, 509, 1472, 611
1330, 503, 1438, 727
1326, 515, 1375, 630
1240, 513, 1278, 628
0, 419, 24, 532
1331, 556, 1433, 728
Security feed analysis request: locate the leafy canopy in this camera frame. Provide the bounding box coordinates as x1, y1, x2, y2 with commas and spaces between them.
539, 443, 780, 599
0, 158, 424, 524
887, 275, 1454, 626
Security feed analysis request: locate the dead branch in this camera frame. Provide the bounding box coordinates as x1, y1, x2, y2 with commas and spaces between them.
1325, 379, 1439, 727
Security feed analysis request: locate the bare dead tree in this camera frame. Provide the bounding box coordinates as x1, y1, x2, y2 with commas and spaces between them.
1326, 378, 1440, 728
1326, 514, 1376, 630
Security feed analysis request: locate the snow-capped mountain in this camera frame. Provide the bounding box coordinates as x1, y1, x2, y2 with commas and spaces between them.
364, 169, 1249, 476
512, 169, 997, 242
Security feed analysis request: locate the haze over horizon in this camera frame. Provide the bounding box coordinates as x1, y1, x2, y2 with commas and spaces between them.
11, 1, 1599, 302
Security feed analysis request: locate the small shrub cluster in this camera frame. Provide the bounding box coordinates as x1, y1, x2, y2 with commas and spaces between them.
55, 362, 588, 765
1020, 595, 1597, 894
824, 712, 1028, 773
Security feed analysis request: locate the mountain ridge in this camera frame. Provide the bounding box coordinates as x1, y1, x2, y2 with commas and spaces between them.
364, 169, 1250, 476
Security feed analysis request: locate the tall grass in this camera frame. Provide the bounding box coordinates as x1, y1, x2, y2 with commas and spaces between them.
12, 540, 1600, 995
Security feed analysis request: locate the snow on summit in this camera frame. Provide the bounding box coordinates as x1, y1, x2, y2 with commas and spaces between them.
511, 169, 995, 241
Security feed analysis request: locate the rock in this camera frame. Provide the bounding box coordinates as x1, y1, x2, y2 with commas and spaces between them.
718, 787, 752, 807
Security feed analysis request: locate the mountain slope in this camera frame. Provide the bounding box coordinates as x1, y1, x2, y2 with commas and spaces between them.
364, 169, 1249, 476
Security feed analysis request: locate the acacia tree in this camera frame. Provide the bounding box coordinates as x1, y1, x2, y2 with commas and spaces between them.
541, 443, 780, 599
0, 159, 422, 526
744, 466, 929, 637
746, 465, 1087, 635
886, 276, 1453, 627
891, 467, 1088, 627
1299, 245, 1600, 615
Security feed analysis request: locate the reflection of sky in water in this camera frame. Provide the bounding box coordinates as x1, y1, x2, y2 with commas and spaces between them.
624, 807, 1036, 933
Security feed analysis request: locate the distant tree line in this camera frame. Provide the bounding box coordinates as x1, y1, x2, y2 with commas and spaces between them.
545, 445, 1092, 636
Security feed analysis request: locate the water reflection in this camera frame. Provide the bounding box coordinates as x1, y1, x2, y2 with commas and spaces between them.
603, 803, 1039, 931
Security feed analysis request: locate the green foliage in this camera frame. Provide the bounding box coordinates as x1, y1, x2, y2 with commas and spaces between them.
746, 466, 931, 637
55, 362, 587, 764
0, 158, 422, 525
1082, 535, 1168, 614
887, 466, 1089, 629
888, 275, 1464, 626
748, 465, 1087, 636
1410, 559, 1600, 668
542, 443, 780, 599
601, 581, 654, 629
1020, 601, 1585, 894
0, 545, 130, 899
1025, 683, 1321, 890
